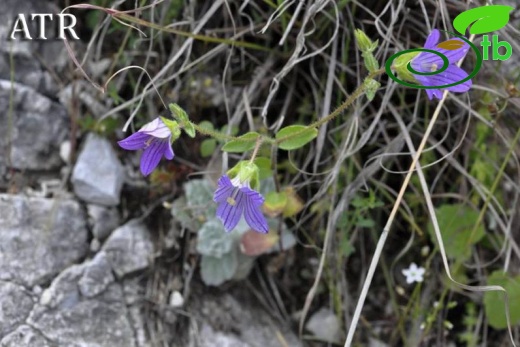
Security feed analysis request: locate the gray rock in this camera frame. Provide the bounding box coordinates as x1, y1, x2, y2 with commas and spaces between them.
78, 252, 115, 298
0, 81, 68, 171
0, 325, 55, 347
87, 204, 120, 240
198, 324, 250, 347
0, 281, 34, 336
305, 307, 342, 344
72, 133, 125, 206
0, 194, 88, 287
191, 292, 302, 347
103, 220, 154, 278
27, 259, 137, 347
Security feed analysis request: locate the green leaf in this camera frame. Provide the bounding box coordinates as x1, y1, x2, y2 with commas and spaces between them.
169, 103, 195, 137
276, 125, 317, 150
200, 252, 237, 286
221, 124, 239, 136
263, 191, 288, 218
356, 218, 375, 228
484, 271, 520, 329
200, 139, 217, 157
196, 218, 233, 257
453, 5, 514, 35
253, 157, 272, 180
427, 204, 485, 262
198, 121, 214, 131
221, 132, 260, 153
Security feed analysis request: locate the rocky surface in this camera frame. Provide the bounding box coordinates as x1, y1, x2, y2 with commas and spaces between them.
27, 257, 137, 347
191, 292, 303, 347
102, 220, 154, 278
0, 194, 88, 287
87, 204, 120, 240
0, 81, 69, 172
0, 282, 34, 337
1, 325, 55, 347
72, 133, 125, 206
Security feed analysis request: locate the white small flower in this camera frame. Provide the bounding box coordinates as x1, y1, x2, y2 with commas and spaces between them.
402, 263, 425, 284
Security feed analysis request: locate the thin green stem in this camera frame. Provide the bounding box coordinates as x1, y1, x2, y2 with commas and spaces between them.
188, 69, 385, 149
275, 69, 385, 145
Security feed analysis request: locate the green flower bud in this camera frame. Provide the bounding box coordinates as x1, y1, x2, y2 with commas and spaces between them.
354, 29, 378, 53
169, 103, 196, 138
364, 78, 381, 101
226, 161, 260, 190
362, 52, 379, 73
160, 117, 182, 142
392, 51, 421, 83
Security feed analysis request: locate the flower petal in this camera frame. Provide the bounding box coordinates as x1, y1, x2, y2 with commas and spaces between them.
423, 29, 440, 49
413, 74, 443, 100
164, 139, 174, 160
140, 118, 171, 138
213, 175, 235, 203
140, 140, 169, 176
411, 40, 469, 72
118, 132, 150, 150
216, 191, 244, 232
416, 64, 472, 97
242, 188, 268, 233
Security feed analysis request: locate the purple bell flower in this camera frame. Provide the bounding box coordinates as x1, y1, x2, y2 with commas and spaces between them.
410, 29, 472, 100
118, 117, 175, 176
213, 175, 269, 233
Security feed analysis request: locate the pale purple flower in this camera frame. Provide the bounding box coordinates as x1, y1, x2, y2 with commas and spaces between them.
118, 118, 174, 176
411, 29, 472, 100
213, 175, 269, 233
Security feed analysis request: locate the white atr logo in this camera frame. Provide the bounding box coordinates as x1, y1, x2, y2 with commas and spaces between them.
9, 14, 80, 40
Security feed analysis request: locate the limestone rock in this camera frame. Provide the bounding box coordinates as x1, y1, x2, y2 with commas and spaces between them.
72, 133, 125, 206
0, 194, 88, 287
102, 220, 154, 278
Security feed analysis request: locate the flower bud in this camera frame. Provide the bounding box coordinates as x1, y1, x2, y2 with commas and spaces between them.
363, 78, 381, 101
160, 117, 182, 142
227, 161, 260, 190
354, 29, 377, 53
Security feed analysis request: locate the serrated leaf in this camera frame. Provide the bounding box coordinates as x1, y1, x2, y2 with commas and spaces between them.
254, 157, 272, 181
276, 125, 317, 150
200, 139, 217, 157
483, 271, 520, 329
221, 132, 260, 153
453, 5, 514, 35
427, 204, 485, 262
197, 218, 233, 257
200, 252, 237, 286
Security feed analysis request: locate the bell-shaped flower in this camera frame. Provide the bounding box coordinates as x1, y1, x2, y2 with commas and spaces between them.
118, 117, 180, 176
394, 29, 472, 100
213, 162, 269, 233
